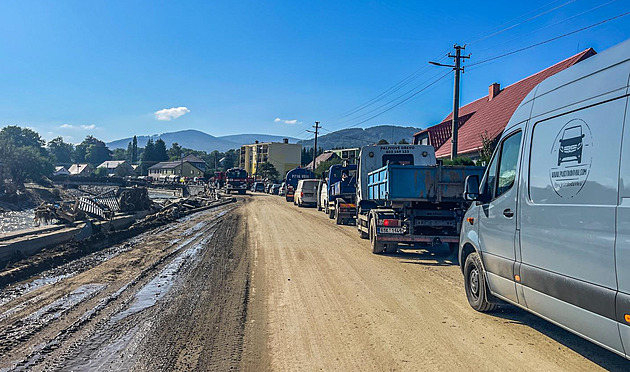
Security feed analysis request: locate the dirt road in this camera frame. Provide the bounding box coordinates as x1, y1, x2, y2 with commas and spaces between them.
0, 194, 628, 371
240, 193, 628, 371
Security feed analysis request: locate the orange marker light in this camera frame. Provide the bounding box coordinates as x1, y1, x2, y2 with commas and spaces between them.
466, 217, 474, 225
625, 314, 630, 323
514, 275, 521, 282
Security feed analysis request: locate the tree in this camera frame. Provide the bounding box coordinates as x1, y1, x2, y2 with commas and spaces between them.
154, 139, 169, 162
75, 135, 111, 165
131, 135, 138, 164
478, 131, 498, 166
167, 142, 183, 160
0, 140, 53, 186
94, 167, 109, 177
112, 148, 128, 160
0, 126, 46, 151
139, 139, 156, 175
301, 147, 312, 167
377, 139, 389, 145
47, 137, 74, 164
256, 162, 280, 182
315, 158, 343, 178
221, 149, 238, 171
398, 138, 409, 144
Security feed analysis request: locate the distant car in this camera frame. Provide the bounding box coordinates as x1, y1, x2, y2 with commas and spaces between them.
279, 182, 287, 196
270, 184, 281, 195
254, 182, 265, 192
294, 179, 319, 207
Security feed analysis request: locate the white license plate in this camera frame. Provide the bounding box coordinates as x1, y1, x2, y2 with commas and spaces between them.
378, 227, 404, 234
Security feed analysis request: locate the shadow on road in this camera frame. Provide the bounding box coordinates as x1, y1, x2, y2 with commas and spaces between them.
489, 306, 629, 370
391, 246, 459, 267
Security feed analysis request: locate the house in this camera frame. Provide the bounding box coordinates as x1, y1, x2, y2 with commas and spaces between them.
240, 139, 301, 177
52, 166, 70, 176
328, 148, 359, 164
306, 151, 340, 169
97, 160, 136, 177
148, 161, 204, 180
413, 48, 597, 160
68, 163, 93, 176
182, 154, 207, 171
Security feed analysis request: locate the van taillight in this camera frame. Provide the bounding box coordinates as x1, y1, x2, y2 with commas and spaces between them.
301, 192, 304, 197
382, 219, 400, 227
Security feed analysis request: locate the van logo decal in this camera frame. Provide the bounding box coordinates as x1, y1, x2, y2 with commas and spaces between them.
549, 119, 592, 198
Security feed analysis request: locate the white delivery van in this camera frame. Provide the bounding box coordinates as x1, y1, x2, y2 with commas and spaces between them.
460, 39, 630, 359
295, 179, 319, 207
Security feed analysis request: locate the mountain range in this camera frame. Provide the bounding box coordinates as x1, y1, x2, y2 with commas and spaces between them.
106, 130, 299, 153
106, 125, 421, 153
297, 125, 420, 149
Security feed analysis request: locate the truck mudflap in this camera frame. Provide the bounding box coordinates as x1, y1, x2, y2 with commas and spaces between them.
376, 235, 459, 244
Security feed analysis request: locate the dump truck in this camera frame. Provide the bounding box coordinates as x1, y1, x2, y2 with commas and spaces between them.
325, 163, 358, 225
355, 145, 484, 254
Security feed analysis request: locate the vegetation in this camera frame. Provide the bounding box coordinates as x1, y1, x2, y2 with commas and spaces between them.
0, 126, 54, 188
315, 158, 343, 178
478, 131, 498, 166
296, 125, 419, 150
442, 157, 475, 166
300, 147, 323, 167
256, 162, 280, 182
47, 136, 74, 164
376, 139, 389, 145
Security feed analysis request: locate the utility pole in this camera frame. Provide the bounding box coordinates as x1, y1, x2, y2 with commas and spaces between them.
429, 45, 470, 159
307, 121, 320, 172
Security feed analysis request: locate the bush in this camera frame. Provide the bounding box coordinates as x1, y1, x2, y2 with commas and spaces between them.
442, 157, 475, 166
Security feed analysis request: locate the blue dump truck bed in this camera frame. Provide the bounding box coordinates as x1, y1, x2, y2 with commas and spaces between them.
368, 164, 485, 202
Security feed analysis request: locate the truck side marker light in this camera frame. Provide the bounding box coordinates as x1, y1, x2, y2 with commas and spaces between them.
466, 217, 474, 225
514, 275, 521, 282
625, 314, 630, 323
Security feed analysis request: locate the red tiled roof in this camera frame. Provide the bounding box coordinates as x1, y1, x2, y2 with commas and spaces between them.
419, 48, 596, 158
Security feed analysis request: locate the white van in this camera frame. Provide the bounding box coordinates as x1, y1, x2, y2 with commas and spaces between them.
295, 179, 319, 207
460, 39, 630, 359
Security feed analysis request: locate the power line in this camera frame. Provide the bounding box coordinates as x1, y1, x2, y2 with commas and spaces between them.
471, 0, 620, 57
466, 0, 579, 45
468, 11, 630, 68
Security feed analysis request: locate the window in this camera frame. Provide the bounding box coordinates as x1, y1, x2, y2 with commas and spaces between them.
382, 154, 414, 166
496, 132, 522, 197
480, 131, 522, 200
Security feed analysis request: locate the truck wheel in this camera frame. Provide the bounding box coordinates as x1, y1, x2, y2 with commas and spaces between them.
335, 209, 342, 225
463, 252, 497, 312
359, 229, 368, 239
329, 209, 335, 220
385, 244, 398, 254
370, 223, 385, 254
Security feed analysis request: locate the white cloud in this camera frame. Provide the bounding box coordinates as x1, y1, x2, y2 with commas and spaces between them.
274, 117, 300, 125
59, 123, 97, 130
154, 106, 190, 121
60, 124, 74, 128
81, 124, 95, 130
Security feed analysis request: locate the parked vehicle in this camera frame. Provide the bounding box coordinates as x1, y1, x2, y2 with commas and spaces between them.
459, 39, 630, 359
225, 168, 248, 195
325, 163, 358, 225
270, 184, 281, 195
294, 179, 319, 207
355, 144, 483, 254
284, 167, 315, 202
279, 182, 287, 196
253, 182, 265, 192
317, 180, 327, 211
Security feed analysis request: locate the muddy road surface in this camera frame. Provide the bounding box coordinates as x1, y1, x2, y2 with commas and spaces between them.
0, 202, 249, 371
1, 194, 628, 371
240, 193, 628, 371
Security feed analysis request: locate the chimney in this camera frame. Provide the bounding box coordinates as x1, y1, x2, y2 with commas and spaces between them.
283, 138, 288, 144
489, 83, 501, 101
255, 140, 259, 144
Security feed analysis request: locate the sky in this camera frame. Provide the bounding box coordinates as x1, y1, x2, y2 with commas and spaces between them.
0, 0, 628, 144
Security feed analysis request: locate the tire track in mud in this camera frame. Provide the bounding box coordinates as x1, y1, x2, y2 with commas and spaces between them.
0, 203, 239, 371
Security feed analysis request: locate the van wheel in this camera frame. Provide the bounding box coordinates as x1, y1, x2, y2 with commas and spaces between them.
370, 222, 385, 254
464, 252, 497, 312
335, 210, 343, 225
329, 208, 335, 219
317, 203, 322, 211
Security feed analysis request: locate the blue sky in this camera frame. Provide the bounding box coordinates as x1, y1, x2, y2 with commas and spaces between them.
0, 0, 628, 144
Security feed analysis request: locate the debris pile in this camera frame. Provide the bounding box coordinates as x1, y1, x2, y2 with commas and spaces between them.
118, 187, 152, 212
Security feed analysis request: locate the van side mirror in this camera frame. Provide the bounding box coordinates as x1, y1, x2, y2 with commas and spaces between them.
464, 175, 480, 201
